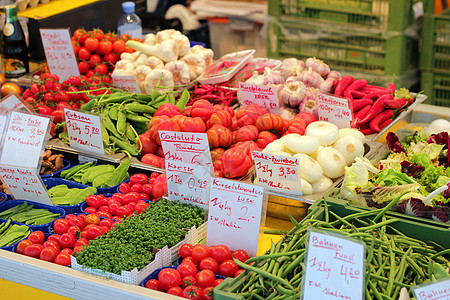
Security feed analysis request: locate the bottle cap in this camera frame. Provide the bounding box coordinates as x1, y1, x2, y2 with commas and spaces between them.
122, 1, 135, 14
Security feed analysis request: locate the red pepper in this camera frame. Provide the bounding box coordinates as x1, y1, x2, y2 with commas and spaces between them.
351, 105, 372, 128
384, 98, 407, 110
379, 118, 393, 131
334, 76, 356, 97
352, 98, 373, 112
370, 109, 394, 133
343, 79, 367, 100
356, 94, 394, 126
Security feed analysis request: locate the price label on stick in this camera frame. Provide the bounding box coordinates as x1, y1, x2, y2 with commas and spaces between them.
412, 278, 450, 300
40, 28, 80, 82
0, 112, 50, 169
317, 93, 353, 128
207, 178, 265, 257
165, 160, 210, 209
252, 151, 302, 195
111, 73, 142, 94
159, 131, 212, 166
0, 166, 52, 205
64, 109, 104, 155
239, 82, 279, 114
301, 229, 365, 300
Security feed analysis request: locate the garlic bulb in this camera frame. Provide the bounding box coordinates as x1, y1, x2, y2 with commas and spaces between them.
182, 53, 206, 80
191, 45, 214, 66
263, 68, 285, 85
144, 68, 174, 93
280, 58, 305, 79
297, 67, 324, 88
134, 65, 152, 93
174, 35, 191, 57
165, 60, 191, 87
327, 70, 341, 80
246, 71, 265, 85
144, 33, 156, 45
145, 56, 164, 70
278, 81, 307, 107
155, 29, 182, 43
113, 60, 135, 74
120, 51, 140, 62
134, 53, 149, 67
305, 57, 330, 77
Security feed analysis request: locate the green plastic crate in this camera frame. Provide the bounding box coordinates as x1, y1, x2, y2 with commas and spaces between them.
214, 199, 450, 299
267, 18, 419, 76
421, 70, 450, 106
268, 0, 419, 32
420, 9, 450, 72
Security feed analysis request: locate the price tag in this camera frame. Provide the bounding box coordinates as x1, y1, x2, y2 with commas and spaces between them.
239, 82, 279, 114
0, 94, 31, 114
64, 109, 104, 155
0, 112, 50, 169
159, 131, 212, 166
301, 229, 365, 300
252, 151, 302, 195
412, 278, 450, 300
40, 28, 80, 82
317, 93, 353, 128
112, 73, 142, 94
165, 160, 210, 209
0, 166, 52, 205
207, 178, 265, 257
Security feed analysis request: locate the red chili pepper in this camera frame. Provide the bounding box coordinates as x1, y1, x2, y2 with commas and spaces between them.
343, 79, 367, 100
384, 98, 407, 110
334, 76, 356, 97
370, 109, 394, 133
356, 93, 394, 126
351, 90, 367, 99
351, 104, 372, 128
379, 118, 393, 131
352, 98, 373, 112
360, 128, 376, 135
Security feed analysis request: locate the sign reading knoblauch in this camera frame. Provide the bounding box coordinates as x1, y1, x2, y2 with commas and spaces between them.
159, 131, 212, 166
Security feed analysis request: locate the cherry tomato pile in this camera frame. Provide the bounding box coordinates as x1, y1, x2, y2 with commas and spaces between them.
144, 244, 249, 298
84, 192, 149, 220
117, 173, 168, 201
71, 28, 137, 78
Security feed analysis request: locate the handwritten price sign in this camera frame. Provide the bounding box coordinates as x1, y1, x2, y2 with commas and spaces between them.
239, 82, 279, 114
64, 109, 104, 155
40, 29, 80, 82
317, 93, 353, 128
112, 73, 142, 93
207, 178, 265, 257
0, 112, 50, 169
0, 166, 52, 205
412, 278, 450, 300
301, 229, 365, 300
165, 160, 210, 209
252, 151, 302, 195
160, 131, 212, 166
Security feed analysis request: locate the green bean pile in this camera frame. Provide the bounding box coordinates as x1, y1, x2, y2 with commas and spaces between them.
230, 199, 450, 300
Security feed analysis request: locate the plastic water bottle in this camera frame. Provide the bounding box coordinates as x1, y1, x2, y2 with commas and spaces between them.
117, 2, 142, 39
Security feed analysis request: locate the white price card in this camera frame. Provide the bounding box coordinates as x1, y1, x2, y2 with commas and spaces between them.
0, 166, 52, 205
317, 93, 353, 128
165, 160, 210, 209
40, 28, 80, 82
252, 151, 302, 195
239, 82, 279, 114
112, 73, 142, 94
64, 109, 104, 155
207, 178, 265, 257
159, 131, 212, 166
412, 278, 450, 300
301, 229, 365, 300
0, 94, 31, 114
0, 112, 50, 169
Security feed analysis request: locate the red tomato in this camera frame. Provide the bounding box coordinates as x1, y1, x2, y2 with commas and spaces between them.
47, 234, 61, 243
67, 226, 81, 238
192, 244, 210, 263
122, 192, 140, 205
60, 248, 73, 256
177, 261, 197, 279
158, 268, 182, 291
213, 278, 224, 287
232, 249, 249, 263
202, 286, 214, 300
130, 183, 143, 193
234, 269, 245, 278
130, 173, 148, 185
116, 206, 132, 218
199, 257, 219, 274
74, 238, 89, 248
181, 275, 197, 289
59, 233, 75, 249
53, 219, 69, 234
84, 207, 97, 214
86, 225, 103, 240
28, 231, 45, 245
77, 47, 90, 60
98, 218, 114, 228
195, 269, 215, 288
43, 240, 60, 252
144, 279, 161, 291
16, 239, 33, 254
167, 286, 183, 296
182, 285, 202, 299
23, 244, 44, 258
210, 245, 232, 264
54, 253, 71, 266
39, 247, 59, 262
118, 182, 131, 194
219, 260, 239, 277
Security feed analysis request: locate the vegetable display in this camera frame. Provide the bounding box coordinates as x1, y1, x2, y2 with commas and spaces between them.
73, 199, 205, 275
225, 200, 450, 299
0, 202, 60, 225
